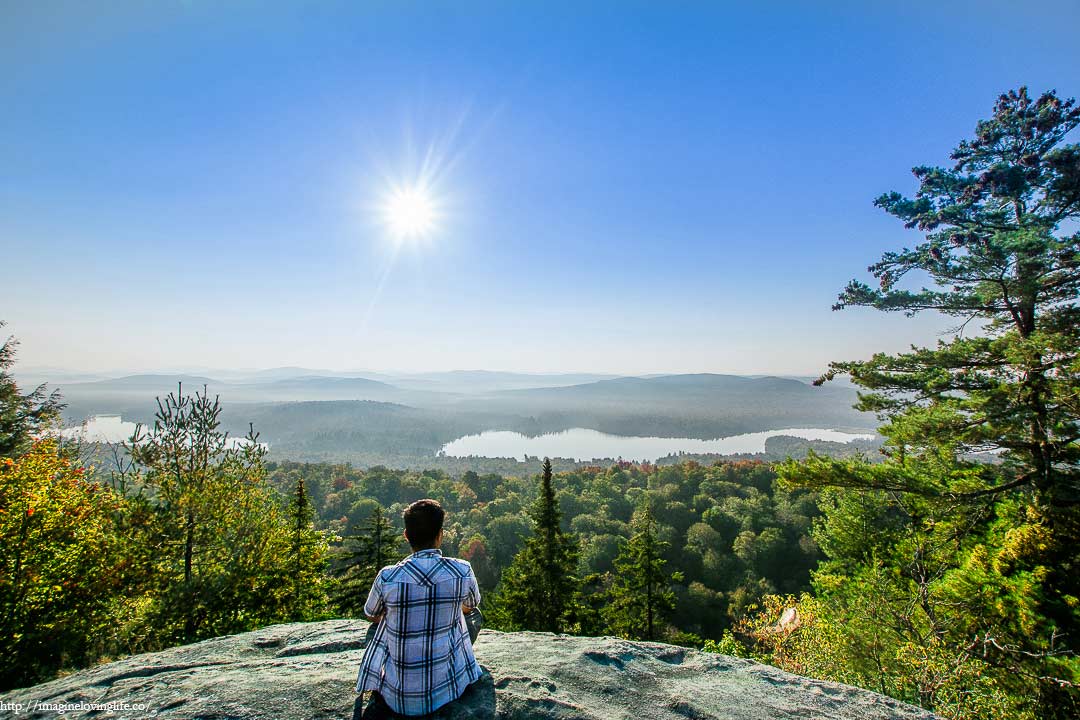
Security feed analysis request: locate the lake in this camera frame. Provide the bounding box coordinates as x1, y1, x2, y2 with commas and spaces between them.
61, 415, 266, 450
438, 427, 877, 462
61, 415, 138, 443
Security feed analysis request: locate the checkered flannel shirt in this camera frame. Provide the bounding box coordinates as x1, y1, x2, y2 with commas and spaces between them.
355, 548, 483, 716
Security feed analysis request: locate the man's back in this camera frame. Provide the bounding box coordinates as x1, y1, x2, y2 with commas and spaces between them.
355, 548, 483, 716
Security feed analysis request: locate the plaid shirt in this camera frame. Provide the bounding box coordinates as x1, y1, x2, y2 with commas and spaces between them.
355, 549, 483, 716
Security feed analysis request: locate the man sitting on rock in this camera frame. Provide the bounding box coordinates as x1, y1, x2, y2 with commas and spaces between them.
355, 498, 484, 717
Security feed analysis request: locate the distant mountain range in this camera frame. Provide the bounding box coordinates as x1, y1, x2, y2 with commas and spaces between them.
43, 370, 666, 413
387, 370, 621, 393
468, 373, 870, 439
29, 368, 875, 466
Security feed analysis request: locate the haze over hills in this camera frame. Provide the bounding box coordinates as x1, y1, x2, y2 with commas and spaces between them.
388, 370, 621, 393
39, 368, 877, 468
18, 367, 621, 395
467, 373, 871, 441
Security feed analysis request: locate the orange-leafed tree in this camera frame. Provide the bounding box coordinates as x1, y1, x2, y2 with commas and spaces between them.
0, 441, 124, 690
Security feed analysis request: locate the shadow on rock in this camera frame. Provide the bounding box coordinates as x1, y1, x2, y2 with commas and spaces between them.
353, 669, 496, 720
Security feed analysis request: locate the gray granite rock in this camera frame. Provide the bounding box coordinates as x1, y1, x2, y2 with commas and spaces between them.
0, 620, 936, 719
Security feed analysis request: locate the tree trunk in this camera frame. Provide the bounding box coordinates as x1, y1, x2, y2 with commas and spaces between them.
183, 508, 195, 640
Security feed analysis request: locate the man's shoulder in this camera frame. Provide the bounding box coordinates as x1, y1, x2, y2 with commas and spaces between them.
377, 559, 411, 582
438, 555, 474, 577
378, 554, 472, 583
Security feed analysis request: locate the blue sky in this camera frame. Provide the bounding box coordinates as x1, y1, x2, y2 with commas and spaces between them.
3, 1, 1079, 375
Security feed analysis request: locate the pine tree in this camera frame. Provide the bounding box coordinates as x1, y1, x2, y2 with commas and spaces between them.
291, 477, 311, 600
0, 322, 63, 458
125, 384, 313, 643
499, 458, 580, 633
332, 505, 402, 617
605, 503, 677, 641
286, 476, 328, 620
779, 88, 1080, 717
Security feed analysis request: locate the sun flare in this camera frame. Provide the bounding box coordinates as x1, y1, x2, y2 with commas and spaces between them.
383, 185, 437, 240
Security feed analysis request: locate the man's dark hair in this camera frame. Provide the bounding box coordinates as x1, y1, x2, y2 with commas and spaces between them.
403, 499, 445, 550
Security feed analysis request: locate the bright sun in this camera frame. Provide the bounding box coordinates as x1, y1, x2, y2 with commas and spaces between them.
383, 185, 437, 240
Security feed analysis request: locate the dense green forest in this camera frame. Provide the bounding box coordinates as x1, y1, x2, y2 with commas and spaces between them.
261, 454, 818, 642
1, 87, 1077, 720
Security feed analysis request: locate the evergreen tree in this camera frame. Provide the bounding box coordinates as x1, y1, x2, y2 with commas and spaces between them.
286, 476, 329, 620
0, 322, 63, 458
499, 458, 580, 633
605, 503, 678, 641
777, 88, 1080, 718
332, 505, 402, 617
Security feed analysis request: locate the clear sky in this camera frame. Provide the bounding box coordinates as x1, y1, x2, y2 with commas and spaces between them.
3, 1, 1079, 376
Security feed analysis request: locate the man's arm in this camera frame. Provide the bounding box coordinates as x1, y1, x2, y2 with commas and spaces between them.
462, 566, 481, 613
364, 572, 386, 622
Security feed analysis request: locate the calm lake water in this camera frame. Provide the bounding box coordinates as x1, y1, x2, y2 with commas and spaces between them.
62, 415, 265, 449
61, 415, 137, 443
439, 427, 876, 462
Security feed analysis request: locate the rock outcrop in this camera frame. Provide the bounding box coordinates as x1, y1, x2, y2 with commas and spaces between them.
1, 619, 935, 719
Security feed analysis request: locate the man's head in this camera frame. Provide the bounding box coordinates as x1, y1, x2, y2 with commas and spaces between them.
403, 498, 445, 551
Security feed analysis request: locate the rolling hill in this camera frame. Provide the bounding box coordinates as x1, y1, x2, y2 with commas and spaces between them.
49, 370, 874, 466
